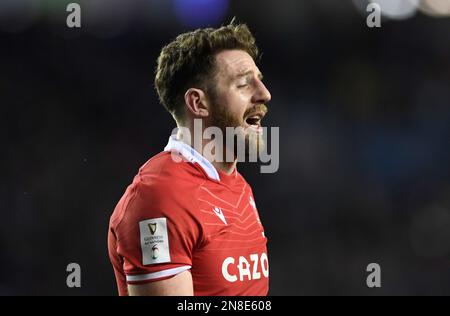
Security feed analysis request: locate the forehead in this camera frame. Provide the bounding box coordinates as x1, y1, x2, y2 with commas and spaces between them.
215, 50, 259, 77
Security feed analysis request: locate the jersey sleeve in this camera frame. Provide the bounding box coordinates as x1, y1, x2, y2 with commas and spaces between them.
112, 179, 203, 285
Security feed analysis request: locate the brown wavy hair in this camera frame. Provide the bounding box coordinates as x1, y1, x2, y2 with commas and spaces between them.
155, 20, 259, 119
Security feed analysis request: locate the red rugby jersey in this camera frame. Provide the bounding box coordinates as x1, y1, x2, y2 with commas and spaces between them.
108, 136, 269, 296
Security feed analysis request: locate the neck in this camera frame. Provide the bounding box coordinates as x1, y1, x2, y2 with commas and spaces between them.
211, 160, 237, 175
176, 125, 237, 175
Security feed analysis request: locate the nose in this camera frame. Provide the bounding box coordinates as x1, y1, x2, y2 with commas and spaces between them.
252, 79, 271, 105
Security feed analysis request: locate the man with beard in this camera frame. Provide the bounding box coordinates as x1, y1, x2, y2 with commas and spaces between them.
108, 21, 272, 296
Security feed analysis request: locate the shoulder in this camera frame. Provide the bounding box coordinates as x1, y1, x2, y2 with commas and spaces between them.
137, 151, 205, 197
110, 151, 204, 229
229, 169, 252, 193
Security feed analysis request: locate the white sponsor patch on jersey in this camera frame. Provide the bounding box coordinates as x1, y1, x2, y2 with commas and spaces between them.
139, 217, 171, 265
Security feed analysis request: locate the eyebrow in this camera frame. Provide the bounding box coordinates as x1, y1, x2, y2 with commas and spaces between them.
236, 70, 264, 80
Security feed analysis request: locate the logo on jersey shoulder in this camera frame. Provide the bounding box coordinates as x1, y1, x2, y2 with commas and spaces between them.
213, 207, 228, 225
151, 244, 159, 259
148, 223, 157, 235
139, 217, 170, 265
222, 253, 269, 283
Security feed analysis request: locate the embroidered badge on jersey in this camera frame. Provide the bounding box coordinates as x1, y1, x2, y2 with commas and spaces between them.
139, 217, 170, 265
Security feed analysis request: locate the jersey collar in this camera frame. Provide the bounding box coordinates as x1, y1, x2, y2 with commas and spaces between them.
164, 136, 221, 182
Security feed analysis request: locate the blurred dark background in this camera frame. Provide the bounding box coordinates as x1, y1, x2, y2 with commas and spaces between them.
1, 0, 450, 295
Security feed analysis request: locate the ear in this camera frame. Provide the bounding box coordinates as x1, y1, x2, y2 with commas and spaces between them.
184, 88, 209, 117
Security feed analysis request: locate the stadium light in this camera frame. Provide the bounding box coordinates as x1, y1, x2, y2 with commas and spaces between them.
370, 0, 420, 20
419, 0, 450, 17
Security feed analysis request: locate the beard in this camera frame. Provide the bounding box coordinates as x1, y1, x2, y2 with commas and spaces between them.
208, 99, 266, 162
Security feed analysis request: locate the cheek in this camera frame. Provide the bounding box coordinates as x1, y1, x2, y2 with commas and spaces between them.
226, 93, 249, 118
214, 87, 249, 121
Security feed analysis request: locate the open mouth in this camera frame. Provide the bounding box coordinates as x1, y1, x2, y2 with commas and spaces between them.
244, 111, 265, 130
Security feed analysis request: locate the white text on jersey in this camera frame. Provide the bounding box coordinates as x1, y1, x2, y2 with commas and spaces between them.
221, 253, 269, 282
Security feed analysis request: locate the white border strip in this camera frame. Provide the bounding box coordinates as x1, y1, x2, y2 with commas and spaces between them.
126, 265, 191, 282
164, 136, 220, 181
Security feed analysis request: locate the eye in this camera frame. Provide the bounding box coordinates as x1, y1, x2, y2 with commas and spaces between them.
237, 79, 249, 88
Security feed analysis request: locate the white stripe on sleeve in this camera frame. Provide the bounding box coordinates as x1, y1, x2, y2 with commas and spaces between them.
125, 265, 191, 282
